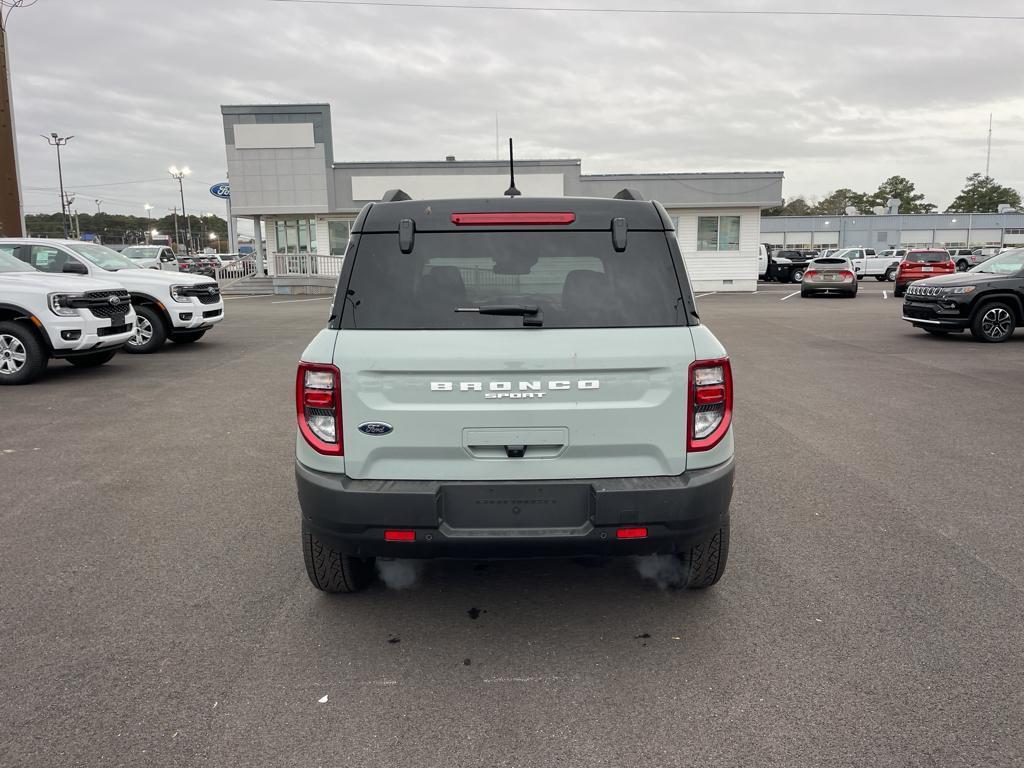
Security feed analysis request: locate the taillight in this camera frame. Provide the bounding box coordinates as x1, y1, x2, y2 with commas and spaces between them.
804, 270, 819, 279
839, 270, 854, 280
296, 362, 343, 455
688, 358, 733, 452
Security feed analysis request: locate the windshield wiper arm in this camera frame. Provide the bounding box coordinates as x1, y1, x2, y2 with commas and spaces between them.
455, 304, 543, 327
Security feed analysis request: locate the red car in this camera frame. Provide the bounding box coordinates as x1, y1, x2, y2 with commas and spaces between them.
894, 249, 955, 297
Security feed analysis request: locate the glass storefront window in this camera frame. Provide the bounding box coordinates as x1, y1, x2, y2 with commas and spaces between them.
273, 219, 317, 254
697, 216, 741, 251
328, 220, 351, 255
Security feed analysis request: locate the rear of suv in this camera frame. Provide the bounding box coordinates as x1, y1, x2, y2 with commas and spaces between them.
894, 249, 956, 297
294, 192, 735, 593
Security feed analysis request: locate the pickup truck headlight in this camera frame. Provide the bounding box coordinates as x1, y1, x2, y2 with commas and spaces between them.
942, 286, 976, 295
169, 285, 194, 303
48, 293, 84, 317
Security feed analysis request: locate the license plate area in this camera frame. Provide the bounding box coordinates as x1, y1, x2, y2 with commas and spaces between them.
440, 483, 591, 531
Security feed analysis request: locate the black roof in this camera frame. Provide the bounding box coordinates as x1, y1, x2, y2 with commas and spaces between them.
355, 195, 673, 233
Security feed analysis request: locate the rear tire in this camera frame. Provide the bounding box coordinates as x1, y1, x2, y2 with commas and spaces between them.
125, 305, 167, 354
790, 269, 804, 283
956, 260, 969, 272
302, 523, 375, 593
169, 330, 206, 344
894, 286, 905, 298
0, 321, 47, 385
678, 521, 730, 589
970, 301, 1017, 343
67, 350, 117, 367
884, 268, 897, 282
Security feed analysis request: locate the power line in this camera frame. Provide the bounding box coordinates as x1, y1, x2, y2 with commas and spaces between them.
24, 176, 170, 191
265, 0, 1024, 22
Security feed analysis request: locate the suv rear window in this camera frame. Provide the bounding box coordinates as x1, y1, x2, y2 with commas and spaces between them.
811, 258, 847, 265
905, 251, 951, 263
341, 231, 686, 329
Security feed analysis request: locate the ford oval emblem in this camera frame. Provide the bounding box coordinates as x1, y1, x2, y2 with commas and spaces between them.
358, 422, 393, 436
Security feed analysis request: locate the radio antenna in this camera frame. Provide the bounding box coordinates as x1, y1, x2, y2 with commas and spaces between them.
504, 138, 521, 197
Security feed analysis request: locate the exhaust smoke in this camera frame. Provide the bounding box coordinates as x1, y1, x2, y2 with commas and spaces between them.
375, 559, 425, 590
632, 554, 689, 590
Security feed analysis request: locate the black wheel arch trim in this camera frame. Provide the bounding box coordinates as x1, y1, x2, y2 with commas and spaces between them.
971, 292, 1024, 322
0, 302, 54, 353
129, 293, 173, 326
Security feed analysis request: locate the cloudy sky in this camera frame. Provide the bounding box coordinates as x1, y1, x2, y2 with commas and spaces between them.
8, 0, 1024, 225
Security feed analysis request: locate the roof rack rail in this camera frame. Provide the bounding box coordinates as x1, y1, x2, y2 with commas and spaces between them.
381, 189, 412, 202
613, 188, 645, 201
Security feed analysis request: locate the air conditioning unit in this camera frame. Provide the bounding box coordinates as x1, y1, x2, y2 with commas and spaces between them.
997, 204, 1017, 214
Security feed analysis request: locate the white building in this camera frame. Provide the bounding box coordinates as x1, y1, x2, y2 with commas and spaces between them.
221, 104, 783, 293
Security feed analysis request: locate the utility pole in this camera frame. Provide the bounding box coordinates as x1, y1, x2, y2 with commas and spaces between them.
169, 206, 180, 251
0, 7, 25, 236
169, 166, 192, 253
43, 133, 73, 237
94, 198, 101, 214
985, 113, 993, 178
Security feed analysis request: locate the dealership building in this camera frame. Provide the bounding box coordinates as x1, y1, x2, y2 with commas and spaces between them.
761, 212, 1024, 251
220, 103, 783, 293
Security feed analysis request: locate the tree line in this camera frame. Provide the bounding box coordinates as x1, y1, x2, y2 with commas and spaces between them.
764, 173, 1022, 217
25, 211, 229, 246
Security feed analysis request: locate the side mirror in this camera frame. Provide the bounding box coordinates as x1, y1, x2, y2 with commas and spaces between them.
62, 261, 88, 275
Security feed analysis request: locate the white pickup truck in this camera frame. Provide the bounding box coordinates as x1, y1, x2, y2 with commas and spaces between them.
0, 246, 136, 384
833, 247, 900, 282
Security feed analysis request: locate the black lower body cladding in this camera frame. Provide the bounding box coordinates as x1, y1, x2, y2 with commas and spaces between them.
295, 459, 734, 559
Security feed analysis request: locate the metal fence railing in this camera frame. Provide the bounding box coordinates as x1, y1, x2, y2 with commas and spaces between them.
272, 253, 344, 278
215, 256, 257, 283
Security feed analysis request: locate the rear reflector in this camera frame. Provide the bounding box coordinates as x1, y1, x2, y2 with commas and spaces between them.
384, 530, 416, 542
616, 527, 648, 540
450, 212, 576, 226
695, 384, 726, 405
303, 390, 334, 408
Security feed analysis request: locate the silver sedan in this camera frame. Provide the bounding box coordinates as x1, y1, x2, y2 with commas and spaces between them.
801, 257, 858, 298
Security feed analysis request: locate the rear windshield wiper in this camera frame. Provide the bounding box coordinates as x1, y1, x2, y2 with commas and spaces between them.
455, 304, 543, 327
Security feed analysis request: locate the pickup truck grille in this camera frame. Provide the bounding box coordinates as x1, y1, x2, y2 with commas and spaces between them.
176, 283, 221, 304
83, 289, 131, 318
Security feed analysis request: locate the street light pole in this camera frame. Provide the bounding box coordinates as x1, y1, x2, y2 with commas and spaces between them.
42, 133, 73, 237
168, 165, 192, 253
144, 203, 153, 244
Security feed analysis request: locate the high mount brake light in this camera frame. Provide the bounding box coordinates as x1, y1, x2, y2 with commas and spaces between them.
296, 362, 343, 456
450, 212, 576, 226
687, 358, 733, 452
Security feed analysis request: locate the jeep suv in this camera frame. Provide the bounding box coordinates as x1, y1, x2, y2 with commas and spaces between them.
0, 246, 136, 384
294, 192, 735, 592
902, 247, 1024, 342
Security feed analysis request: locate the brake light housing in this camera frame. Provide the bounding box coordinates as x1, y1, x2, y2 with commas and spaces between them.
296, 362, 343, 455
687, 358, 733, 452
450, 212, 576, 226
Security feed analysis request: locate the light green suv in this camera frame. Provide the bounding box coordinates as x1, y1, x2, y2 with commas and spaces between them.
294, 191, 735, 592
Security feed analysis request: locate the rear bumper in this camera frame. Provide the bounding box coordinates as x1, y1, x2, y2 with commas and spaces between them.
295, 458, 735, 558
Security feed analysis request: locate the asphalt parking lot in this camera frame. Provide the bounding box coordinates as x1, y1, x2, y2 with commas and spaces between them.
2, 289, 1022, 767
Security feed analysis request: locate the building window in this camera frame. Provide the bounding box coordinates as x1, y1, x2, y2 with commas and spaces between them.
670, 216, 680, 232
697, 215, 740, 251
274, 219, 317, 254
328, 220, 351, 255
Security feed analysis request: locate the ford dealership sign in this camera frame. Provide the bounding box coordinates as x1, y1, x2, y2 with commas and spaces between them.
209, 182, 230, 199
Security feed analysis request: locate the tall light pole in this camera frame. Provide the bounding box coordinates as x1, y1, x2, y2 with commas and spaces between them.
168, 165, 192, 253
94, 198, 101, 214
144, 203, 153, 243
42, 133, 73, 237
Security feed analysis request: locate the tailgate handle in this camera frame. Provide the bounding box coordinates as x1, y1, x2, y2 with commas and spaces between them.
505, 445, 526, 458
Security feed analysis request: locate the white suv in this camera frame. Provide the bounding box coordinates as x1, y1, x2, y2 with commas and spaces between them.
0, 239, 225, 353
0, 246, 136, 384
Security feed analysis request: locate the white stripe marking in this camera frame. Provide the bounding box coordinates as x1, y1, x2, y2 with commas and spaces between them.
271, 297, 333, 304
882, 291, 888, 299
780, 291, 799, 301
694, 292, 717, 298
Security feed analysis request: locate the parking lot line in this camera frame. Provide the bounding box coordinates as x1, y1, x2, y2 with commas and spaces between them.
271, 297, 333, 304
695, 292, 717, 298
780, 291, 800, 301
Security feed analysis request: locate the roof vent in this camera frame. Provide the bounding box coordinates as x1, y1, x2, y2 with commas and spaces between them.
613, 188, 644, 201
381, 189, 412, 202
445, 155, 456, 162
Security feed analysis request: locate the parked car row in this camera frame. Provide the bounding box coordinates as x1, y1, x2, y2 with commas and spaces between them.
0, 239, 225, 385
762, 245, 1010, 283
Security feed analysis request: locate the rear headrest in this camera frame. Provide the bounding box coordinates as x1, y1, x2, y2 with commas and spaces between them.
420, 265, 467, 306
